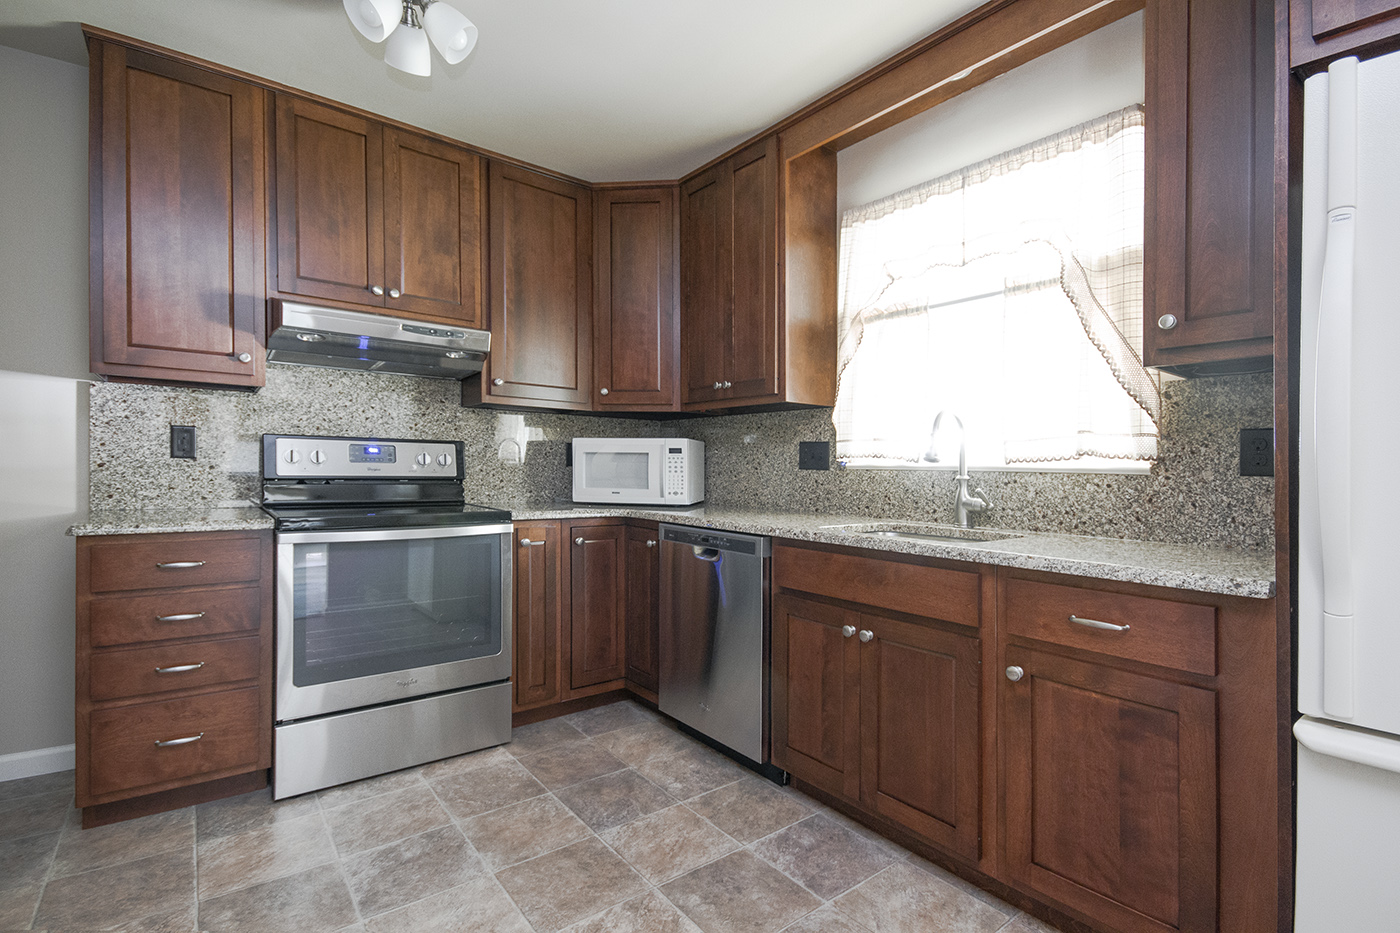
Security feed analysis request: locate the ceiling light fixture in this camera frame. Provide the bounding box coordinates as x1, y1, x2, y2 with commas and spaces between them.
343, 0, 478, 76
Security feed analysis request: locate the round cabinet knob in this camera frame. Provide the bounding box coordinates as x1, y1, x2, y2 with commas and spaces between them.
285, 450, 302, 464
842, 625, 856, 638
237, 352, 253, 363
858, 630, 874, 643
370, 285, 385, 297
646, 539, 657, 548
437, 453, 452, 466
574, 537, 585, 545
416, 453, 432, 466
493, 378, 505, 386
1157, 313, 1179, 330
713, 381, 723, 390
308, 450, 326, 465
723, 381, 733, 389
1006, 665, 1025, 682
388, 288, 401, 299
599, 388, 609, 396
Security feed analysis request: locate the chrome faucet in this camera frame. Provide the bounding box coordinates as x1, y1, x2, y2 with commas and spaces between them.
922, 411, 991, 528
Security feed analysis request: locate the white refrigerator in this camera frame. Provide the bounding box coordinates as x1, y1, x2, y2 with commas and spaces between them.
1296, 50, 1400, 932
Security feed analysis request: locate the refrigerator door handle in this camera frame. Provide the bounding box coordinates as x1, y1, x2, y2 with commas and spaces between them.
1295, 716, 1400, 775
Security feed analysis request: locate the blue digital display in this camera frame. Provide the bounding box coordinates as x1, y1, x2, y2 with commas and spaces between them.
348, 443, 395, 463
366, 446, 380, 455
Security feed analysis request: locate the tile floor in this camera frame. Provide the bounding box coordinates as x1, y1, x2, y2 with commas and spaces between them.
0, 701, 1064, 933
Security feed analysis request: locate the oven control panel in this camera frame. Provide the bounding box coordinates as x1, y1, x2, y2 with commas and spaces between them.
265, 435, 462, 480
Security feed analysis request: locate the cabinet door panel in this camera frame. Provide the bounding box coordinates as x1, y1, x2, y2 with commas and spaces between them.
383, 128, 483, 326
1003, 645, 1217, 933
771, 594, 859, 799
569, 524, 626, 689
513, 523, 561, 710
274, 96, 383, 307
595, 189, 677, 409
860, 614, 980, 859
679, 167, 729, 404
623, 524, 660, 692
1293, 0, 1400, 64
727, 137, 780, 400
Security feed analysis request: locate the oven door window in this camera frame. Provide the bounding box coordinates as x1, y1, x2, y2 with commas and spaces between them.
290, 534, 502, 686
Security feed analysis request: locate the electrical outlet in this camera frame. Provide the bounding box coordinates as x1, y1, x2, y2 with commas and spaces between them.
798, 441, 830, 471
171, 425, 197, 460
1239, 428, 1273, 477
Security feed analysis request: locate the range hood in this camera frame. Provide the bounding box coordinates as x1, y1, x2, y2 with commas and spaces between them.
266, 300, 489, 379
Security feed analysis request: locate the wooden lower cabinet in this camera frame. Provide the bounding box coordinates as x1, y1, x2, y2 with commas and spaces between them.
623, 522, 661, 694
512, 521, 563, 710
569, 521, 627, 689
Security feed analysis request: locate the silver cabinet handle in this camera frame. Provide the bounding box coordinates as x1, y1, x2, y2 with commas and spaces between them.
237, 352, 253, 363
858, 630, 874, 643
646, 539, 656, 548
154, 733, 204, 747
599, 387, 609, 396
723, 380, 732, 389
842, 625, 856, 638
388, 288, 401, 299
370, 285, 385, 296
575, 537, 585, 545
1157, 313, 1178, 330
713, 381, 723, 390
154, 662, 205, 674
1069, 614, 1130, 632
493, 377, 504, 386
1006, 665, 1025, 682
156, 561, 206, 569
156, 612, 205, 622
519, 538, 545, 547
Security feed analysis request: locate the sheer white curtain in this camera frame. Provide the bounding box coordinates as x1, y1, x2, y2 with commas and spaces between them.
835, 105, 1158, 467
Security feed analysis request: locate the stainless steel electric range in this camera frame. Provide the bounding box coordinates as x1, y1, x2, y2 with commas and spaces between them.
262, 434, 512, 799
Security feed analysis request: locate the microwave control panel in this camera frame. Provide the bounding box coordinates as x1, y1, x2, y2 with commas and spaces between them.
665, 447, 687, 497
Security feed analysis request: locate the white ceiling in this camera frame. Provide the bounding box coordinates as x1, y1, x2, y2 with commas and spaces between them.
0, 0, 987, 182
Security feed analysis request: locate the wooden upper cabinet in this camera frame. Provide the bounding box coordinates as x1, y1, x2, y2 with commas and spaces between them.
1292, 0, 1400, 68
593, 187, 679, 410
464, 162, 593, 409
88, 38, 266, 388
1142, 0, 1278, 372
272, 95, 483, 327
679, 164, 730, 406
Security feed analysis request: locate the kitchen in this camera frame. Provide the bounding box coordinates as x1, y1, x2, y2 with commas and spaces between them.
0, 0, 1388, 931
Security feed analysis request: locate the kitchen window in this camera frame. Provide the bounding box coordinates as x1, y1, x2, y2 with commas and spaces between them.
835, 105, 1160, 471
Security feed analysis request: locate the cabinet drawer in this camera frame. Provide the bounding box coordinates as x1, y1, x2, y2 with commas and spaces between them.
773, 544, 980, 628
88, 535, 263, 593
89, 585, 262, 647
1003, 578, 1217, 676
89, 636, 261, 701
87, 688, 261, 798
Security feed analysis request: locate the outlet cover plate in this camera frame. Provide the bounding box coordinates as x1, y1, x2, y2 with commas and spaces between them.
1239, 428, 1273, 477
171, 425, 196, 460
798, 441, 830, 471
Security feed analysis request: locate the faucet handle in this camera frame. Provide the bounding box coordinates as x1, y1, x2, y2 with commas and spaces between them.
971, 488, 991, 511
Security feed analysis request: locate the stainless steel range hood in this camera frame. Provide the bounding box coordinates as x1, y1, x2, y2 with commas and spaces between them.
266, 300, 489, 379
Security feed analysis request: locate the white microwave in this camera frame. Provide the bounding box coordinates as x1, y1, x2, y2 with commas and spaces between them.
572, 437, 705, 505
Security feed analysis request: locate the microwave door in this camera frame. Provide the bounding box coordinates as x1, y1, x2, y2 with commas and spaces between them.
578, 447, 660, 503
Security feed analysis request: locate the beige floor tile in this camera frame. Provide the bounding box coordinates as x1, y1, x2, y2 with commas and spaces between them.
460, 793, 590, 870
506, 717, 587, 757
196, 810, 336, 898
196, 787, 320, 841
341, 823, 485, 919
559, 890, 703, 933
832, 860, 1013, 933
315, 766, 425, 809
563, 701, 654, 736
687, 777, 816, 844
0, 830, 59, 893
1000, 910, 1067, 933
600, 804, 738, 884
323, 782, 450, 856
362, 875, 532, 933
0, 769, 74, 804
660, 849, 820, 933
425, 754, 547, 820
495, 836, 648, 933
0, 791, 71, 842
198, 862, 357, 933
906, 853, 1020, 910
34, 848, 195, 930
818, 807, 910, 859
593, 721, 698, 767
751, 812, 900, 899
0, 881, 41, 930
781, 903, 874, 933
105, 903, 201, 932
50, 805, 194, 879
634, 743, 748, 800
516, 738, 626, 790
554, 768, 675, 832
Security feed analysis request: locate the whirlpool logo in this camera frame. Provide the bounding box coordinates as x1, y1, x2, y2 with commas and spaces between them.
396, 678, 420, 688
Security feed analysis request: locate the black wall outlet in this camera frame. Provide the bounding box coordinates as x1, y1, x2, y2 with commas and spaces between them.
1239, 428, 1273, 477
798, 441, 831, 471
171, 425, 197, 460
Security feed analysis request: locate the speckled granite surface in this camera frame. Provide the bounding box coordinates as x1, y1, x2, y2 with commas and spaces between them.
508, 505, 1274, 598
69, 506, 272, 536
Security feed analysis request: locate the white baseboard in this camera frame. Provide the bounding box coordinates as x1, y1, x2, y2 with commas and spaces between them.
0, 744, 76, 782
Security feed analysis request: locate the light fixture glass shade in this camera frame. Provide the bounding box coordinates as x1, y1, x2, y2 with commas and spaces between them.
385, 23, 432, 75
343, 0, 402, 43
423, 1, 478, 64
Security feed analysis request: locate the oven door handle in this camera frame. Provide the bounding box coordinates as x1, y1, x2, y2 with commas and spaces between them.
275, 522, 514, 545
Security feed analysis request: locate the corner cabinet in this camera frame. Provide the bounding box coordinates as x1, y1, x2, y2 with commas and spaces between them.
87, 35, 267, 388
1141, 0, 1281, 373
1291, 0, 1400, 70
271, 95, 485, 327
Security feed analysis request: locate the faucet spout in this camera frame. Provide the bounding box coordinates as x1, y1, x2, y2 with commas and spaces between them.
922, 410, 990, 528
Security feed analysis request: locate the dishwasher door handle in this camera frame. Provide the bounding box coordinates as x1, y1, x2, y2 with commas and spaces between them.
691, 547, 722, 562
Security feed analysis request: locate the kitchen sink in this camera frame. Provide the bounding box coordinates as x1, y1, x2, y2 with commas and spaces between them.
820, 522, 1024, 545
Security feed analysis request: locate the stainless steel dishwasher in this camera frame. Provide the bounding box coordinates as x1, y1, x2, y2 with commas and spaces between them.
659, 524, 780, 779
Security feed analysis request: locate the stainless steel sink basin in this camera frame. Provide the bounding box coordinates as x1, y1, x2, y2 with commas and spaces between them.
820, 522, 1024, 545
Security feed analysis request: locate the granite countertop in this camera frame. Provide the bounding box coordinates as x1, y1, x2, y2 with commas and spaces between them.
68, 505, 274, 536
508, 504, 1276, 599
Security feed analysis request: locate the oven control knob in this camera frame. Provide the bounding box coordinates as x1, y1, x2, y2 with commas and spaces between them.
309, 450, 326, 465
416, 453, 432, 466
437, 454, 452, 466
284, 450, 302, 464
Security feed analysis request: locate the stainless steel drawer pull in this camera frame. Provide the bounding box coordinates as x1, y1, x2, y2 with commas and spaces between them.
154, 662, 206, 674
1069, 614, 1130, 632
519, 538, 545, 547
156, 561, 206, 569
154, 733, 204, 747
156, 612, 206, 622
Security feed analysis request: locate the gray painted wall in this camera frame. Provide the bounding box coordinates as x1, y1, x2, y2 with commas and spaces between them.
0, 44, 90, 769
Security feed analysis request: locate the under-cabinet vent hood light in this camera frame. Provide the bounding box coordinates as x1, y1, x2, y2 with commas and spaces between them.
266, 300, 489, 379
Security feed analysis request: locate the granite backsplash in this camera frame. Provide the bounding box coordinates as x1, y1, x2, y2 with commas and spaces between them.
88, 365, 1274, 550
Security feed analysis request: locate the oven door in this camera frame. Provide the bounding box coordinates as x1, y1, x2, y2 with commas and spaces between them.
275, 523, 512, 722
